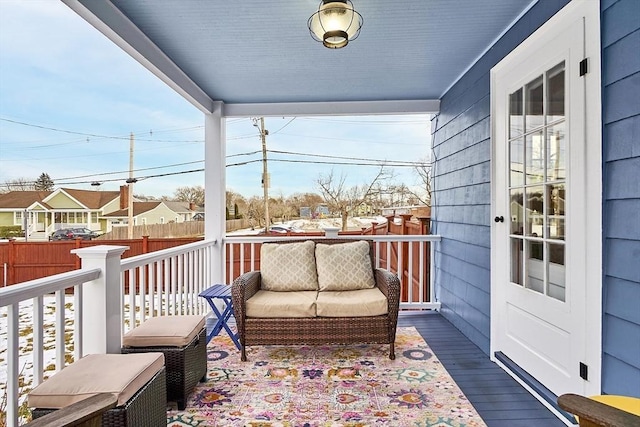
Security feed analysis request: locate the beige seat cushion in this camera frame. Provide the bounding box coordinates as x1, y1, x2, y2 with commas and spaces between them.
260, 240, 319, 291
315, 241, 375, 291
316, 288, 388, 317
122, 315, 205, 347
246, 290, 318, 318
28, 353, 164, 408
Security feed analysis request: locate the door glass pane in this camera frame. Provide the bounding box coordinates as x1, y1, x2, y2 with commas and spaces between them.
510, 137, 524, 186
510, 189, 524, 235
510, 88, 524, 138
547, 62, 565, 123
525, 186, 544, 237
526, 131, 545, 184
547, 123, 565, 181
525, 76, 544, 131
511, 238, 523, 286
526, 241, 544, 293
548, 243, 565, 301
547, 184, 565, 240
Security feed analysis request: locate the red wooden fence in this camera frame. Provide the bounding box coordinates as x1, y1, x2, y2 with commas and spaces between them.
1, 216, 431, 294
0, 236, 201, 286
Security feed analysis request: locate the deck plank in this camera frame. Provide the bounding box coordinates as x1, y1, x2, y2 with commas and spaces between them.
398, 311, 567, 426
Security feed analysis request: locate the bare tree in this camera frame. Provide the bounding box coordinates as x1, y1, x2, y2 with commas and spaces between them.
2, 178, 36, 192
412, 164, 432, 206
287, 192, 324, 217
173, 185, 205, 206
246, 195, 266, 228
226, 190, 247, 218
317, 167, 390, 231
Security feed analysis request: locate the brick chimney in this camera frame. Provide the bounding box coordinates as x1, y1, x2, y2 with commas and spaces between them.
120, 185, 129, 210
189, 202, 196, 211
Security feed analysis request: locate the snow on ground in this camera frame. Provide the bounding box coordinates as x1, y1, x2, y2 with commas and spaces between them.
0, 296, 74, 418
227, 216, 388, 235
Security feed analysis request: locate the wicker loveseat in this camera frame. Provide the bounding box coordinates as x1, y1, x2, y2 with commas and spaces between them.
231, 239, 400, 361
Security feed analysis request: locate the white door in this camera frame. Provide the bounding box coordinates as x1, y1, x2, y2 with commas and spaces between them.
491, 0, 601, 397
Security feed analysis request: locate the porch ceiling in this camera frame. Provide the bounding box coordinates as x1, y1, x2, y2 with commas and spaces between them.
64, 0, 534, 115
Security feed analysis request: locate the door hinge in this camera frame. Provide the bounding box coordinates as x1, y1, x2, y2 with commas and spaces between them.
579, 58, 589, 76
580, 362, 589, 380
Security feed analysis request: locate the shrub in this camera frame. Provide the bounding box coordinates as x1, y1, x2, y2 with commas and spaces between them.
0, 226, 23, 239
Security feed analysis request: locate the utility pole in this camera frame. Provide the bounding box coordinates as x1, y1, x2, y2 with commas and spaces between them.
253, 118, 270, 231
127, 132, 135, 239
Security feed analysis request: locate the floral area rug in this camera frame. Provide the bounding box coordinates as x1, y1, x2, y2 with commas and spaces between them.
167, 326, 486, 427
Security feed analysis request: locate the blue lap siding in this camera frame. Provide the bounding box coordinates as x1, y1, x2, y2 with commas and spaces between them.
601, 0, 640, 397
431, 0, 570, 355
432, 0, 640, 397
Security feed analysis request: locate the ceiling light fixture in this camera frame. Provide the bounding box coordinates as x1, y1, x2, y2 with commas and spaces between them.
308, 0, 363, 49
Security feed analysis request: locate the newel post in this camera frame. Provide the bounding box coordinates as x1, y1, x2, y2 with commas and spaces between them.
72, 245, 129, 355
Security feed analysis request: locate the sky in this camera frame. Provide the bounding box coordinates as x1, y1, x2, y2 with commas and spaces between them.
0, 1, 431, 201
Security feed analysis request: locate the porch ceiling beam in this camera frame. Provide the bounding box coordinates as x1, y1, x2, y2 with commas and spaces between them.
223, 100, 440, 118
62, 0, 215, 114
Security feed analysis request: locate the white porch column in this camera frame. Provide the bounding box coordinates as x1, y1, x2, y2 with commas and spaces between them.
204, 101, 226, 285
72, 245, 129, 355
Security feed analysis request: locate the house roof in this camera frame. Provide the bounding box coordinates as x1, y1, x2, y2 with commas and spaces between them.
102, 201, 163, 218
58, 188, 121, 209
64, 0, 535, 115
0, 188, 121, 210
0, 191, 53, 209
163, 201, 198, 213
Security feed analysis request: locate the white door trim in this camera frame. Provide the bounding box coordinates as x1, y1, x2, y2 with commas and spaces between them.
490, 0, 602, 396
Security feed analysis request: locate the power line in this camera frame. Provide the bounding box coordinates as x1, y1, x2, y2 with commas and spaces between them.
268, 149, 431, 166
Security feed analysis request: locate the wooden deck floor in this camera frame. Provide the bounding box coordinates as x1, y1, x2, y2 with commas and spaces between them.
399, 311, 567, 427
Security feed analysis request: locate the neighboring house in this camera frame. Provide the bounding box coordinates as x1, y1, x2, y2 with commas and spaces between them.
101, 201, 186, 232
352, 202, 373, 216
65, 0, 640, 420
163, 201, 202, 222
0, 188, 122, 238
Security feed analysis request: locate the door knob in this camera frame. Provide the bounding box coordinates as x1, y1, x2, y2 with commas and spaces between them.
494, 216, 504, 223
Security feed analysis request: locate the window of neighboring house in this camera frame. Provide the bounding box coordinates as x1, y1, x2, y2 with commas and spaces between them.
160, 217, 165, 224
141, 218, 146, 225
91, 212, 98, 222
15, 211, 23, 226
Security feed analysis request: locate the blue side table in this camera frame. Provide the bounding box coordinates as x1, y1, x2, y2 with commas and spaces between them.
198, 284, 242, 350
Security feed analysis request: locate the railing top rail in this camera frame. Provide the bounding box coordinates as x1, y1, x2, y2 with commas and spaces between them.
0, 268, 101, 307
120, 238, 217, 271
224, 235, 441, 244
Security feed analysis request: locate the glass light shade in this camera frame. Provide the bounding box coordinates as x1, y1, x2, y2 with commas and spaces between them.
308, 1, 363, 49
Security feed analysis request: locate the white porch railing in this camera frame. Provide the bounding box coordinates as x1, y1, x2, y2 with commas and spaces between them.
0, 240, 218, 427
119, 239, 216, 332
0, 234, 439, 426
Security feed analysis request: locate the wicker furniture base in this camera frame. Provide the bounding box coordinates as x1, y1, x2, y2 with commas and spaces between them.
243, 315, 395, 356
32, 368, 167, 427
232, 239, 401, 362
122, 328, 207, 410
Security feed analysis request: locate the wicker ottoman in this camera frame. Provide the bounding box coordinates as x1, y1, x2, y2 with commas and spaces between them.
29, 353, 167, 427
121, 315, 207, 410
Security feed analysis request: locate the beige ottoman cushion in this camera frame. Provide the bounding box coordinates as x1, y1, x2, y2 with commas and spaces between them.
246, 290, 318, 318
28, 352, 164, 408
122, 315, 205, 347
316, 288, 388, 317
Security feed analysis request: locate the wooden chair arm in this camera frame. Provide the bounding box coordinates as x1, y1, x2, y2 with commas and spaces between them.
557, 393, 640, 427
27, 393, 117, 427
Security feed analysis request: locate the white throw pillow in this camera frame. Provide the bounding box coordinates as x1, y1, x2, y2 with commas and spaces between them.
315, 241, 375, 291
260, 240, 319, 291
